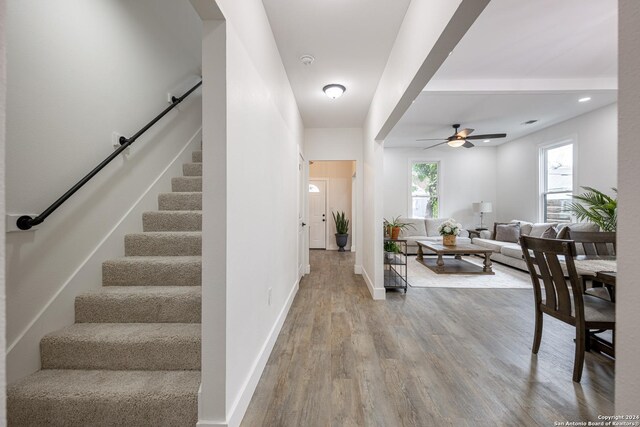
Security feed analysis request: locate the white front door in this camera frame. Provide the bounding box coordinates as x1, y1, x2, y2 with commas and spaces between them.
309, 180, 326, 249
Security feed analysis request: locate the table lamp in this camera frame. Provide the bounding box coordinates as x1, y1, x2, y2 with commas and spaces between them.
472, 201, 492, 229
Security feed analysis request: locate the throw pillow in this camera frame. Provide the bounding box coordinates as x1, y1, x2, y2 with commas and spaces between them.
495, 223, 521, 243
492, 222, 515, 240
530, 222, 558, 237
541, 226, 558, 239
556, 225, 570, 239
425, 218, 448, 237
511, 219, 534, 236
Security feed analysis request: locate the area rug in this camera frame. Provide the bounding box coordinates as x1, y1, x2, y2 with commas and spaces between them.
406, 256, 532, 289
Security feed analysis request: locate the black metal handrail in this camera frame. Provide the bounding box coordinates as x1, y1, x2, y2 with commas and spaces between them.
16, 79, 203, 230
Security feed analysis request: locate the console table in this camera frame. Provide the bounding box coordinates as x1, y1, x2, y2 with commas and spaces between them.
384, 238, 408, 293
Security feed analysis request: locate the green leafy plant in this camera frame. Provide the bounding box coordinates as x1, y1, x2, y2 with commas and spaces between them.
383, 216, 416, 231
384, 241, 401, 253
332, 211, 350, 234
567, 186, 617, 232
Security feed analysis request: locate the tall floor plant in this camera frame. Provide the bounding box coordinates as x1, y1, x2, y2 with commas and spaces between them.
567, 186, 617, 231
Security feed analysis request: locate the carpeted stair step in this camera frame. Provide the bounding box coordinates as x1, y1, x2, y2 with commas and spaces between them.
7, 369, 199, 426
172, 176, 202, 192
192, 150, 202, 163
183, 162, 202, 176
158, 192, 202, 210
40, 323, 200, 370
125, 232, 202, 256
103, 256, 201, 286
142, 210, 202, 232
75, 286, 201, 323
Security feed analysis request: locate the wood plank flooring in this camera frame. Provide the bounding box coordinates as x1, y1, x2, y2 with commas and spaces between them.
241, 250, 614, 426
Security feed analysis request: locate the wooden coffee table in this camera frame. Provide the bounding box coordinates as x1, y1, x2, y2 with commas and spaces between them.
416, 241, 494, 275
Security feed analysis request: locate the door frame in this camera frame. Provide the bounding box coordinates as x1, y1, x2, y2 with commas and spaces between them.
297, 151, 307, 279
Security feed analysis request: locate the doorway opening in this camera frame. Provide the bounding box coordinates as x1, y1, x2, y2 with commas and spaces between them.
308, 160, 356, 251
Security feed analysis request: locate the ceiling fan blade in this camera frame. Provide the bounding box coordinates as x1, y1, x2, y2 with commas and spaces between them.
466, 133, 507, 140
456, 128, 474, 138
462, 140, 475, 148
416, 138, 448, 141
423, 141, 448, 150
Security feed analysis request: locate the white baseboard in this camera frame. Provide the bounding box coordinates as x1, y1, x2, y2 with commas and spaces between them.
305, 264, 311, 274
6, 128, 202, 384
362, 266, 385, 300
354, 264, 362, 275
222, 277, 300, 427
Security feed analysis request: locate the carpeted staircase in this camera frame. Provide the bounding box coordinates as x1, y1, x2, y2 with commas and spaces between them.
8, 149, 203, 426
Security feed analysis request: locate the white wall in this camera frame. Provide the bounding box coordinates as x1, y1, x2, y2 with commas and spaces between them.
5, 0, 203, 382
496, 103, 617, 222
384, 146, 497, 229
310, 161, 354, 250
0, 0, 7, 421
362, 0, 489, 299
617, 0, 640, 413
198, 1, 304, 425
305, 128, 363, 268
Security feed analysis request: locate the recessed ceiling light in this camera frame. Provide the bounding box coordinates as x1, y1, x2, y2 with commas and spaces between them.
323, 84, 346, 99
483, 139, 491, 143
578, 96, 591, 103
522, 119, 538, 125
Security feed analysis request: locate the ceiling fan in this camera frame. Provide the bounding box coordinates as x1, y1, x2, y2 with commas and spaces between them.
417, 124, 507, 150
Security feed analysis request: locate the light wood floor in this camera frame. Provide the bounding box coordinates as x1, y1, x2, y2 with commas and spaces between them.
241, 250, 614, 427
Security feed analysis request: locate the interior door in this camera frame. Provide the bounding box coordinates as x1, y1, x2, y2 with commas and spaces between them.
309, 180, 326, 249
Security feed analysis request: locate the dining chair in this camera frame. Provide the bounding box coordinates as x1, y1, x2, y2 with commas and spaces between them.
567, 230, 616, 256
520, 235, 616, 382
567, 230, 616, 301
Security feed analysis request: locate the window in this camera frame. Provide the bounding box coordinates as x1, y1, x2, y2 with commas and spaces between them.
541, 142, 574, 223
410, 161, 439, 218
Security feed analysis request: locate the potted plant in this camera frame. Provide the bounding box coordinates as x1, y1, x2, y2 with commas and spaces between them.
332, 211, 350, 252
384, 241, 401, 260
383, 216, 415, 240
567, 186, 617, 231
438, 218, 462, 246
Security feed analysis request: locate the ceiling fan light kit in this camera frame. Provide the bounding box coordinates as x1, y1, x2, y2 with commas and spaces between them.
447, 139, 465, 148
418, 123, 507, 151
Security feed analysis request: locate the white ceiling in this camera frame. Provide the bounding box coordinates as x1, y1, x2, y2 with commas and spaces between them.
262, 0, 411, 128
386, 0, 618, 148
386, 91, 617, 148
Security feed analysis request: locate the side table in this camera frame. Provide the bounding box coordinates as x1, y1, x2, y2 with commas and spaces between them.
467, 228, 487, 239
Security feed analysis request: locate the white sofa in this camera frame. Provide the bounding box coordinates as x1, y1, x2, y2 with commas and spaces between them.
397, 217, 471, 255
472, 220, 600, 271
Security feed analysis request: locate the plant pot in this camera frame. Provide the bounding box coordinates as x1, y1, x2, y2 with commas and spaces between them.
391, 226, 401, 240
335, 233, 348, 252
385, 251, 394, 260
443, 235, 456, 246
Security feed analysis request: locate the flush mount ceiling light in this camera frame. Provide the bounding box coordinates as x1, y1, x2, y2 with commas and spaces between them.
323, 84, 346, 99
578, 96, 592, 103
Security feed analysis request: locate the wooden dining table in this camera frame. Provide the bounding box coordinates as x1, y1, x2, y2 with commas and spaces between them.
573, 255, 616, 358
